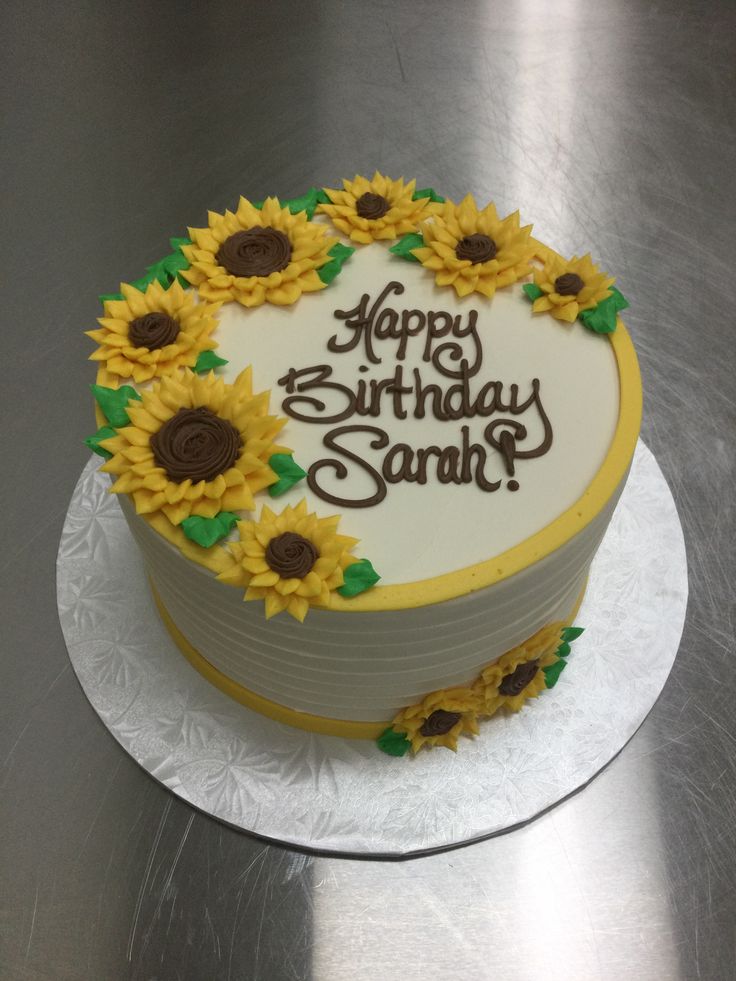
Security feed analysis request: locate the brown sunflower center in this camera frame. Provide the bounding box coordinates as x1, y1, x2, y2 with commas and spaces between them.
419, 709, 462, 737
265, 532, 318, 579
499, 659, 540, 696
150, 407, 242, 483
216, 227, 292, 277
455, 234, 496, 264
128, 312, 180, 350
355, 192, 390, 220
554, 272, 584, 296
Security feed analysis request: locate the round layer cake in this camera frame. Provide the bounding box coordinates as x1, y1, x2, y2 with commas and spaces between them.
87, 177, 641, 754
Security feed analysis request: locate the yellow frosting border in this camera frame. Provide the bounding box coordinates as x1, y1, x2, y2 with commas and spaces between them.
94, 233, 642, 613
151, 579, 586, 739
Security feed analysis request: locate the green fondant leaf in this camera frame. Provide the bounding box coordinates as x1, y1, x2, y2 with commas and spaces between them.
579, 287, 629, 334
338, 558, 381, 598
84, 425, 117, 460
523, 283, 544, 302
377, 727, 411, 757
161, 251, 190, 275
98, 237, 192, 306
145, 248, 192, 289
318, 242, 356, 286
389, 232, 424, 262
129, 272, 155, 293
194, 350, 229, 374
412, 187, 445, 203
252, 189, 325, 219
328, 241, 356, 262
556, 641, 572, 659
268, 453, 307, 497
561, 626, 585, 643
181, 511, 239, 549
283, 188, 320, 219
543, 659, 568, 690
314, 188, 331, 205
91, 383, 142, 428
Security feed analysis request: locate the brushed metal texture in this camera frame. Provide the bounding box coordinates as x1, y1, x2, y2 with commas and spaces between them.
1, 0, 734, 979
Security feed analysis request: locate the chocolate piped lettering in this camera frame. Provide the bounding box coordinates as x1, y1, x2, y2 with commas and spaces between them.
277, 284, 555, 507
307, 426, 389, 508
329, 281, 481, 378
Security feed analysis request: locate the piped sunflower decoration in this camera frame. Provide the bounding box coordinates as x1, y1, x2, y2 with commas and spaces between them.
87, 280, 219, 384
389, 688, 481, 755
475, 621, 565, 716
100, 368, 289, 525
404, 195, 536, 298
181, 197, 340, 308
217, 500, 370, 622
523, 254, 629, 334
319, 172, 442, 244
378, 623, 585, 756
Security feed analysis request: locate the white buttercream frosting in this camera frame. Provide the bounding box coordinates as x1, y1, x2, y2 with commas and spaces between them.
213, 241, 619, 584
114, 233, 631, 724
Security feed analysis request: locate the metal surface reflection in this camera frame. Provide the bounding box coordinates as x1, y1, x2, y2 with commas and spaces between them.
2, 0, 735, 979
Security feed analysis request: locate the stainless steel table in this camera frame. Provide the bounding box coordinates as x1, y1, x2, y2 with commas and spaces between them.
2, 2, 734, 979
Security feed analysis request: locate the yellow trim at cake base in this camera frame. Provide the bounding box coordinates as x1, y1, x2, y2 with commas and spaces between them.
151, 580, 587, 740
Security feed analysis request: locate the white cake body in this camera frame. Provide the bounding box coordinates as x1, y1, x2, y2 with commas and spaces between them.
117, 240, 628, 723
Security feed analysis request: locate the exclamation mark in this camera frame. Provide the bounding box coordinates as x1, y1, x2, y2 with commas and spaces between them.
499, 431, 520, 492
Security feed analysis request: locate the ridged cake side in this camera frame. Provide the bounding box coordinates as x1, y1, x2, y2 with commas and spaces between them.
120, 474, 624, 723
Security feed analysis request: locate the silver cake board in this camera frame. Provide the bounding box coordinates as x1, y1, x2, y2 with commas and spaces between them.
56, 441, 687, 857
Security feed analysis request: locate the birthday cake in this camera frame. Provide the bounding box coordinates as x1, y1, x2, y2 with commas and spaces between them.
86, 174, 641, 756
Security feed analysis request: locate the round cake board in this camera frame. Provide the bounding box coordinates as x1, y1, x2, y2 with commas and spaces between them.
56, 441, 687, 857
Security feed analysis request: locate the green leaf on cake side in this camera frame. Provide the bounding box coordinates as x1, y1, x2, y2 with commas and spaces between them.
99, 291, 124, 303
412, 187, 445, 203
561, 626, 585, 643
377, 727, 411, 757
181, 511, 239, 549
522, 283, 544, 302
579, 287, 629, 334
338, 558, 381, 598
543, 625, 585, 689
543, 659, 568, 689
194, 350, 229, 374
91, 383, 142, 428
389, 232, 424, 263
84, 425, 117, 460
267, 453, 307, 497
317, 242, 356, 286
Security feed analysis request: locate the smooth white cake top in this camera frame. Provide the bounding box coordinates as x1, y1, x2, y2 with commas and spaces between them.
214, 241, 619, 585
